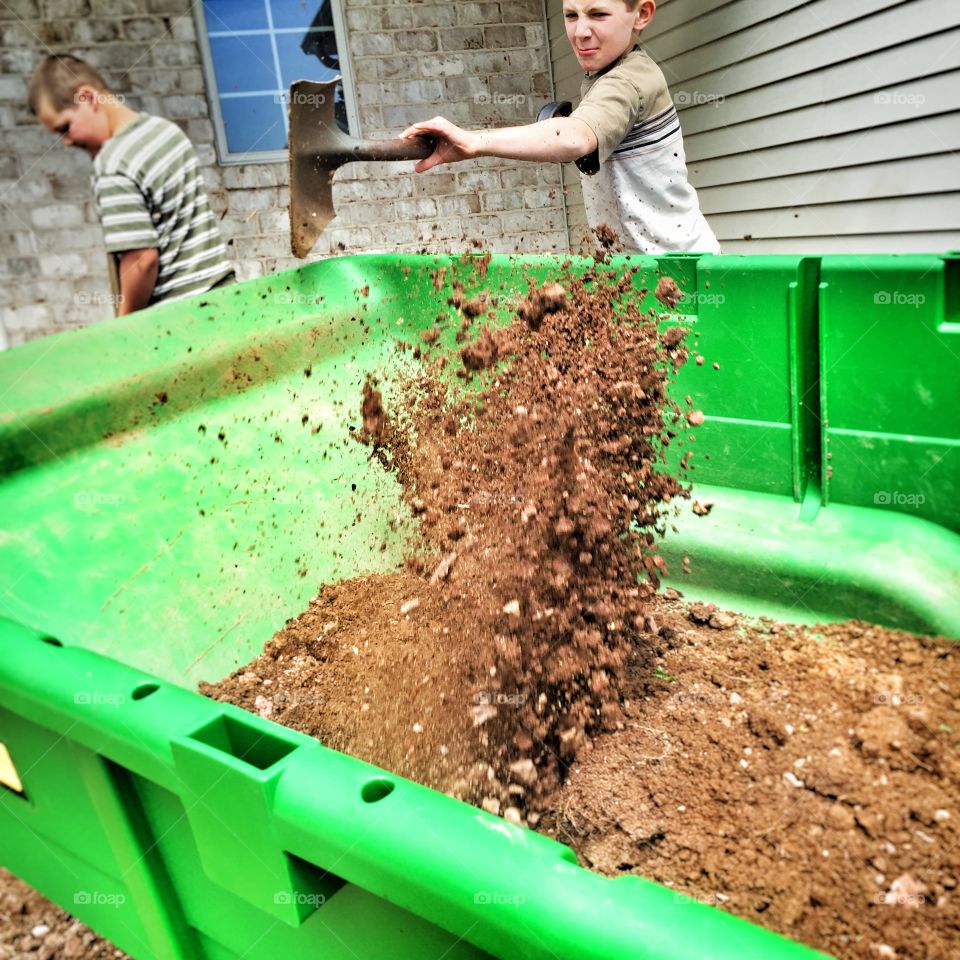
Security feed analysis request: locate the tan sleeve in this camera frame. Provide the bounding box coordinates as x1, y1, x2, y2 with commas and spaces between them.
571, 73, 643, 165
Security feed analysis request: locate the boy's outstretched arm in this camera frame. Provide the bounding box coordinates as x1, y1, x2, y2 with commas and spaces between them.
399, 116, 597, 172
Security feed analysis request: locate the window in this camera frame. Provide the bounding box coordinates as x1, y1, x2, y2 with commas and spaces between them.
196, 0, 357, 164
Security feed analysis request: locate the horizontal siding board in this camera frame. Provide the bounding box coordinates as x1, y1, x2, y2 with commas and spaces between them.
679, 28, 960, 136
660, 0, 954, 96
707, 194, 960, 240
688, 113, 960, 188
699, 155, 958, 214
722, 233, 960, 254
684, 70, 960, 161
653, 0, 903, 87
645, 0, 809, 61
641, 0, 736, 38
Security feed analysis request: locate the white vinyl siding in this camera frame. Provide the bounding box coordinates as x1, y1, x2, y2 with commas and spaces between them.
546, 0, 960, 253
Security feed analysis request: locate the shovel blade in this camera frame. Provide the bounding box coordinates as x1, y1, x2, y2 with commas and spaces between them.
288, 79, 343, 258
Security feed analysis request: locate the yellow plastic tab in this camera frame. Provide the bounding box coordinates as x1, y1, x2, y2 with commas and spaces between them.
0, 741, 24, 793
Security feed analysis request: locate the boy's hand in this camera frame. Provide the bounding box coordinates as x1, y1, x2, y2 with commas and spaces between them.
400, 118, 477, 172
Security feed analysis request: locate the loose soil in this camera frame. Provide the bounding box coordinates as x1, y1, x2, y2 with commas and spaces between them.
0, 869, 128, 960
203, 579, 960, 960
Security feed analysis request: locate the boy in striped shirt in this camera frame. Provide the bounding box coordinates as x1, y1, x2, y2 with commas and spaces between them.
402, 0, 718, 255
29, 55, 234, 316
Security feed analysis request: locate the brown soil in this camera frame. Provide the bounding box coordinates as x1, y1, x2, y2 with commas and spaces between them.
0, 869, 128, 960
204, 578, 960, 959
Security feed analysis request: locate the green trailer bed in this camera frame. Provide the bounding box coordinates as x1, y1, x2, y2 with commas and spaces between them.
1, 252, 958, 960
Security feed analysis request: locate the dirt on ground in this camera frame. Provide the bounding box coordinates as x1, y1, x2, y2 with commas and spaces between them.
0, 870, 128, 960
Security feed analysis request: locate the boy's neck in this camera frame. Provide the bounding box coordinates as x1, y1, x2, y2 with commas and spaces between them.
104, 100, 141, 138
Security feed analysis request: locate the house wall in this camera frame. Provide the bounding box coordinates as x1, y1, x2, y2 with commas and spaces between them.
547, 0, 960, 254
0, 0, 566, 347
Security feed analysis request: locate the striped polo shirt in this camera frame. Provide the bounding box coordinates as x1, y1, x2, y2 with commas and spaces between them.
571, 46, 719, 255
92, 114, 232, 303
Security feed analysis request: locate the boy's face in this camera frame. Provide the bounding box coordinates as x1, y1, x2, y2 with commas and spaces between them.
36, 86, 110, 158
563, 0, 655, 73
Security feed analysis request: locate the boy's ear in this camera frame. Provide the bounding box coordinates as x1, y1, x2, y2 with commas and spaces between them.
634, 1, 656, 32
74, 84, 99, 109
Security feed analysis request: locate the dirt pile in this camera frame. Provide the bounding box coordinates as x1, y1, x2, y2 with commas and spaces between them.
207, 251, 693, 817
552, 599, 960, 960
375, 254, 692, 807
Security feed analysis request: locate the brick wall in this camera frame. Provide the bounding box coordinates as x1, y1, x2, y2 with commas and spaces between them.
0, 0, 568, 347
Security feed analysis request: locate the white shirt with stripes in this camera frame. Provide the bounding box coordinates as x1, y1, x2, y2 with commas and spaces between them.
93, 114, 233, 304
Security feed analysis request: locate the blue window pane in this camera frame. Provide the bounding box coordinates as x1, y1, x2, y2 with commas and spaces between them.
275, 30, 339, 90
204, 0, 269, 33
210, 35, 277, 94
269, 0, 323, 30
220, 95, 287, 153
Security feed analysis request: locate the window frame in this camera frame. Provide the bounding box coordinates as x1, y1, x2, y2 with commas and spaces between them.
193, 0, 360, 165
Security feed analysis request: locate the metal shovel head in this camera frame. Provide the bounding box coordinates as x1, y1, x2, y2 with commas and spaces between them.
288, 78, 434, 257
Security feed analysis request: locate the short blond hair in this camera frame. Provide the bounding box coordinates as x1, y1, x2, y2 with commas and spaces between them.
28, 54, 111, 113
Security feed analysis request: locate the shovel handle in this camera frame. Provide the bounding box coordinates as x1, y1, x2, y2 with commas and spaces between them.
350, 135, 436, 163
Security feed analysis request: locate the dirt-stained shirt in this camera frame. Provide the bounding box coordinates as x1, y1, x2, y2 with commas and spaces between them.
571, 46, 719, 255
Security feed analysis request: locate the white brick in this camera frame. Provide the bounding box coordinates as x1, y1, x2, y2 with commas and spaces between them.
31, 203, 85, 229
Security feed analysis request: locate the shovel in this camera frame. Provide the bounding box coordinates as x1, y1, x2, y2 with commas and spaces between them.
287, 78, 435, 257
